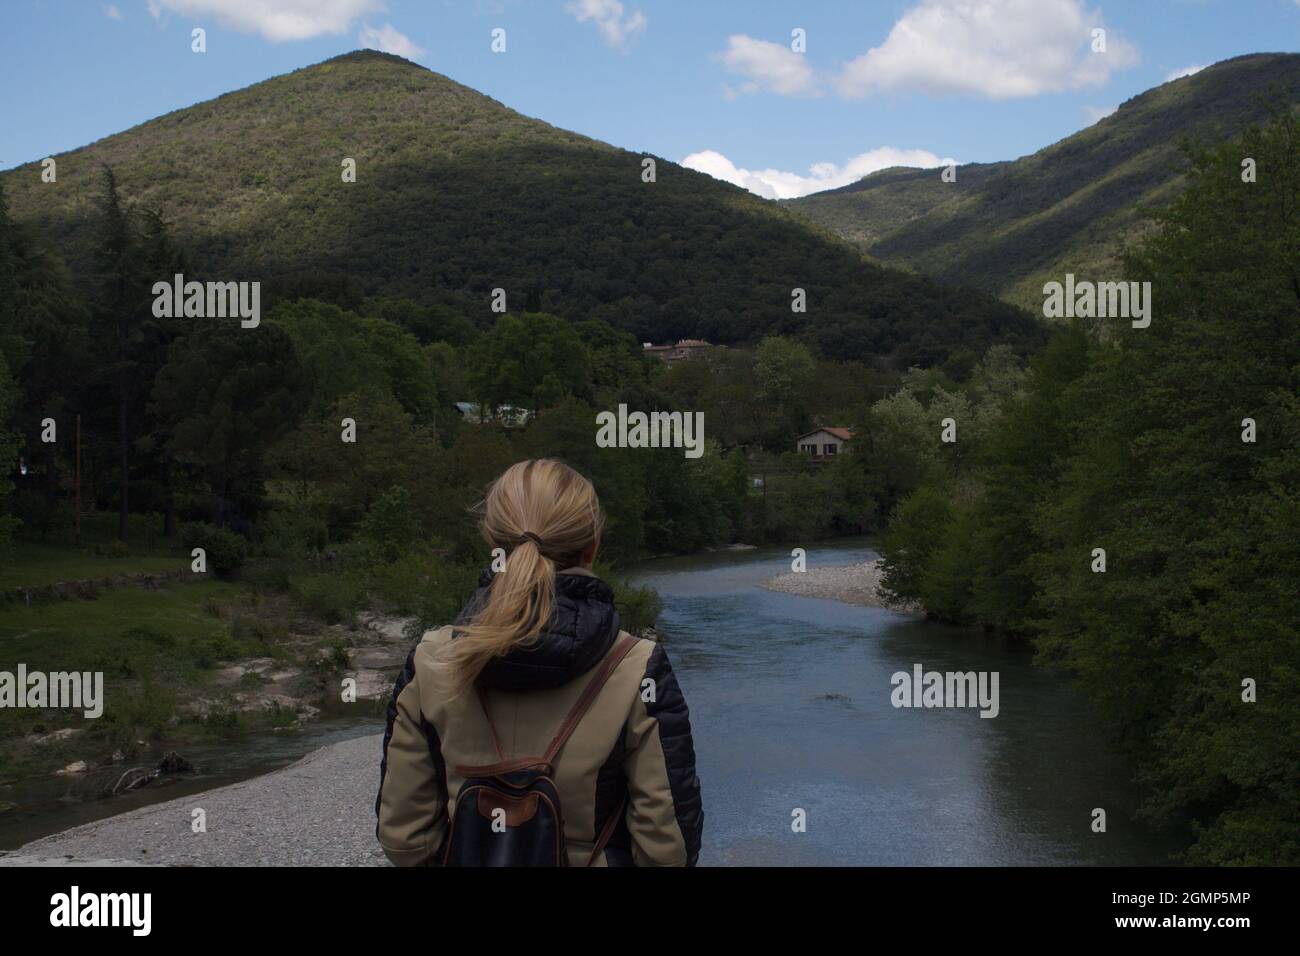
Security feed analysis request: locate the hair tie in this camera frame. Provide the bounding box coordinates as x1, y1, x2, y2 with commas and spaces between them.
517, 531, 544, 548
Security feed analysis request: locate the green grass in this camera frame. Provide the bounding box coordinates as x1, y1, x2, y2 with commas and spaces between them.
0, 542, 188, 591
0, 577, 285, 780
0, 536, 480, 781
0, 578, 242, 674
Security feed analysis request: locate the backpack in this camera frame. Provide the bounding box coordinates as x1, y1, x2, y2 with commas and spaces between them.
441, 634, 637, 867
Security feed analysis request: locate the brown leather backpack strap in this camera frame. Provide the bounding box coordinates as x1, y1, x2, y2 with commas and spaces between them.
542, 634, 638, 765
475, 684, 506, 761
586, 795, 626, 867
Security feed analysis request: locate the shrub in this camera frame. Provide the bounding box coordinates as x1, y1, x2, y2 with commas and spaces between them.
229, 615, 279, 655
12, 490, 66, 541
293, 571, 365, 624
360, 485, 421, 562
190, 632, 242, 669
95, 676, 177, 746
257, 507, 329, 560
879, 482, 954, 605
180, 522, 248, 577
100, 539, 132, 559
368, 552, 478, 618
120, 625, 175, 649
396, 559, 482, 640
611, 579, 663, 637
311, 640, 352, 675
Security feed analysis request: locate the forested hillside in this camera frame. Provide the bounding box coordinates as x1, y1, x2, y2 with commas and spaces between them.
0, 50, 1038, 367
786, 53, 1300, 311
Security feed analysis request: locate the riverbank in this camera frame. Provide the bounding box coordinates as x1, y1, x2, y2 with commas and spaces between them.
761, 558, 925, 615
1, 734, 386, 866
0, 595, 411, 786
8, 541, 1180, 866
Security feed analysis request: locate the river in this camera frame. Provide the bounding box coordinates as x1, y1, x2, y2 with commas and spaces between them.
626, 539, 1180, 865
2, 539, 1181, 863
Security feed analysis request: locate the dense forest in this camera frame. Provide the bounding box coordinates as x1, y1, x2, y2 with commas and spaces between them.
0, 161, 956, 568
786, 52, 1300, 312
872, 111, 1300, 865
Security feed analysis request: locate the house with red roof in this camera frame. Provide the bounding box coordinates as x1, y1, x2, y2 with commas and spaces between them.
796, 426, 853, 461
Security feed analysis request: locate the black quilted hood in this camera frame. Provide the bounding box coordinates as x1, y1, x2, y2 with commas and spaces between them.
454, 567, 622, 691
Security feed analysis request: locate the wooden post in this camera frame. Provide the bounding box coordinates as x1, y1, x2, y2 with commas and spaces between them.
74, 414, 81, 545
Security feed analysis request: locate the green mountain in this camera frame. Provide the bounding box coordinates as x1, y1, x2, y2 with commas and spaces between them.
784, 53, 1300, 311
0, 50, 1039, 368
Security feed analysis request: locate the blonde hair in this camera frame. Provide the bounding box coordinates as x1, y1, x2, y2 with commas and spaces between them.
446, 459, 604, 691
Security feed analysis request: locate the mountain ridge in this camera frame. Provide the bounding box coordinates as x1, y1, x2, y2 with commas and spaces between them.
1, 49, 1041, 367
784, 52, 1300, 310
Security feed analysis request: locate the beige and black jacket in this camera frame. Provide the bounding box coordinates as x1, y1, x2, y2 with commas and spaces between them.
375, 567, 703, 866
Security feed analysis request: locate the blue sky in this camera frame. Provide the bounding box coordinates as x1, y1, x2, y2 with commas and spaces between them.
3, 0, 1299, 196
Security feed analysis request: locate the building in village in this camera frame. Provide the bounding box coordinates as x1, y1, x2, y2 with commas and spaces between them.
796, 426, 853, 461
642, 339, 714, 366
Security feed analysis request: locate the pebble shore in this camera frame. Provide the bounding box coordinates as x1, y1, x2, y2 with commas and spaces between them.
762, 559, 925, 615
2, 734, 388, 867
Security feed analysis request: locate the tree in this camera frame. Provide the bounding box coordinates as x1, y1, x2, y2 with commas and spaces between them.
92, 166, 138, 540
859, 387, 937, 510
879, 482, 954, 604
2, 179, 95, 543
365, 297, 476, 348
0, 362, 18, 552
0, 180, 24, 369
0, 182, 23, 550
754, 335, 816, 442
963, 326, 1090, 632
1028, 110, 1300, 862
151, 320, 307, 528
269, 298, 438, 424
132, 206, 189, 537
575, 318, 652, 393
466, 312, 589, 414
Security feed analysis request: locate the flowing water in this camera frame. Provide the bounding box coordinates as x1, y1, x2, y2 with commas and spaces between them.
3, 539, 1181, 863
626, 539, 1181, 865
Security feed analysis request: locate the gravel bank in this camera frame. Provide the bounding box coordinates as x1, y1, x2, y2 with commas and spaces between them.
762, 559, 925, 615
2, 734, 389, 867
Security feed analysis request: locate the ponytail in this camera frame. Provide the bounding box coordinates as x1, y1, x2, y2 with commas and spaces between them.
444, 460, 603, 692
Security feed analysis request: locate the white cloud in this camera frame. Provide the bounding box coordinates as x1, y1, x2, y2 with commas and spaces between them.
357, 22, 424, 58
1165, 64, 1205, 82
681, 147, 955, 200
836, 0, 1139, 100
565, 0, 646, 50
1082, 104, 1116, 124
715, 34, 818, 98
104, 4, 124, 19
146, 0, 384, 42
